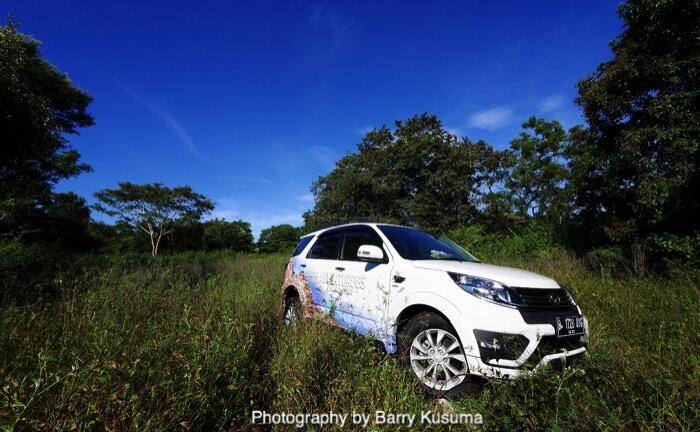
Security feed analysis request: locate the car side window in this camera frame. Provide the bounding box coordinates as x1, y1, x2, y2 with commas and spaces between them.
307, 231, 343, 260
341, 228, 386, 262
293, 236, 313, 256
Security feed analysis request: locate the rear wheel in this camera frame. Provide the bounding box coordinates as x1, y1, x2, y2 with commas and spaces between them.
283, 294, 301, 325
398, 312, 480, 396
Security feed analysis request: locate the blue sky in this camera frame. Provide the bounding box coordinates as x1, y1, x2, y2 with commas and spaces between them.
6, 1, 622, 237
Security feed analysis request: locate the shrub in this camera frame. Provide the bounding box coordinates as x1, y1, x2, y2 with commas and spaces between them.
445, 223, 558, 262
0, 239, 64, 302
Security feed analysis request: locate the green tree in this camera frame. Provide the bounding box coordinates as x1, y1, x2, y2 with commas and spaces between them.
568, 0, 700, 243
257, 224, 299, 253
0, 19, 93, 231
93, 183, 214, 256
503, 117, 570, 221
304, 114, 504, 231
203, 219, 254, 251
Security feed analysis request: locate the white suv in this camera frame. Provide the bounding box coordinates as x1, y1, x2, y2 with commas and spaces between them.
281, 223, 588, 395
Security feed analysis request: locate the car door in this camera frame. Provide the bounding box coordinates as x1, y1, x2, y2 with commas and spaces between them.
304, 229, 344, 315
335, 226, 394, 338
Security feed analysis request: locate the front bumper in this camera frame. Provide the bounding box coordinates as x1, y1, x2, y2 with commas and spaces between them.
465, 336, 588, 379
455, 300, 589, 379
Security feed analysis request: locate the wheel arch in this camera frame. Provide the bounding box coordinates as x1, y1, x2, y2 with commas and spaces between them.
390, 292, 478, 357
283, 285, 299, 299
396, 304, 455, 334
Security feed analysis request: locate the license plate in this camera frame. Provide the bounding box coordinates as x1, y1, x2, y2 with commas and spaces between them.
556, 315, 585, 337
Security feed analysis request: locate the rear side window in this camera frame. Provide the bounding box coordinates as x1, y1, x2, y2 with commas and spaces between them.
307, 231, 343, 260
341, 228, 384, 261
293, 236, 313, 256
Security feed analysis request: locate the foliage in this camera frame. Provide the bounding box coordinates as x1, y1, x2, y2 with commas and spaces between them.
257, 224, 299, 253
0, 239, 69, 302
93, 183, 214, 256
445, 223, 559, 263
568, 0, 700, 244
202, 219, 253, 251
0, 252, 697, 430
303, 114, 504, 231
503, 117, 570, 222
646, 233, 700, 263
0, 19, 93, 232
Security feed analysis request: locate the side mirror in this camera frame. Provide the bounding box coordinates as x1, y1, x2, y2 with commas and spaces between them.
357, 244, 384, 262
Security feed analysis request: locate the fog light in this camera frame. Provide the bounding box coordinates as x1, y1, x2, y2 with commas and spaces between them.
474, 330, 529, 363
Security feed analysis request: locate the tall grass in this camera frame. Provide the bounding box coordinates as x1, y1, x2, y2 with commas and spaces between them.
1, 251, 698, 431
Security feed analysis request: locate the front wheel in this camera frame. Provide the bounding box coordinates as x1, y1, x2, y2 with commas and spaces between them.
398, 312, 480, 396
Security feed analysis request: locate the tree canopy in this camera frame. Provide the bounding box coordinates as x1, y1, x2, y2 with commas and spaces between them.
303, 114, 502, 232
504, 117, 570, 221
203, 219, 254, 251
568, 0, 700, 243
257, 224, 300, 253
0, 19, 93, 230
94, 183, 214, 256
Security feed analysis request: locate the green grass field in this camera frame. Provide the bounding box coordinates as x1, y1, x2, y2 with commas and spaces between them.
1, 252, 698, 431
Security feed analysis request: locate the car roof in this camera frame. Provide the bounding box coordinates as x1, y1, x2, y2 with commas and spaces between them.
301, 222, 412, 238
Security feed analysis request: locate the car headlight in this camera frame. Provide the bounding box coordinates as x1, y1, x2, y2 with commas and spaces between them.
448, 273, 517, 307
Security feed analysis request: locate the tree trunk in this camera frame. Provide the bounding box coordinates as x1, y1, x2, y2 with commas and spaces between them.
150, 232, 157, 257
154, 233, 162, 257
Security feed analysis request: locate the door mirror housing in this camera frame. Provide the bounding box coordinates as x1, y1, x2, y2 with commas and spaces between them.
357, 244, 384, 262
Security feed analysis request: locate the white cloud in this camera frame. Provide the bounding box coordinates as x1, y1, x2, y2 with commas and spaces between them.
207, 197, 304, 239
110, 77, 205, 159
467, 107, 514, 130
299, 193, 314, 203
539, 94, 566, 113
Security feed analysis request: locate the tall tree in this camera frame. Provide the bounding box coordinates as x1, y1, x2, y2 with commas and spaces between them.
0, 19, 93, 230
569, 0, 700, 243
93, 183, 214, 256
304, 114, 503, 231
504, 117, 570, 221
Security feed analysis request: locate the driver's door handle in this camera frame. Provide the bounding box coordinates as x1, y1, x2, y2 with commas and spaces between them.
393, 275, 405, 283
335, 267, 345, 272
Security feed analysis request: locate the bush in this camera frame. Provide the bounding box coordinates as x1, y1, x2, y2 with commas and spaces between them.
646, 233, 700, 276
203, 219, 253, 251
0, 239, 64, 302
257, 224, 299, 253
445, 223, 558, 262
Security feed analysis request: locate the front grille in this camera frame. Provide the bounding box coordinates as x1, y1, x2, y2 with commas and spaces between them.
510, 287, 575, 311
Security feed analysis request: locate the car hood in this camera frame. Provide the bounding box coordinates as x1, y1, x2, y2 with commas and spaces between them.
412, 260, 560, 289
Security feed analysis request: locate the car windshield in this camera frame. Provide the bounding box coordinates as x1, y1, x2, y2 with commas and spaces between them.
377, 225, 479, 262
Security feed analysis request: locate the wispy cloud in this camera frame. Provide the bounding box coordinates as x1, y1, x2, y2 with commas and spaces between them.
467, 107, 514, 130
209, 198, 241, 220
306, 144, 339, 168
355, 126, 372, 136
227, 176, 272, 185
539, 94, 566, 113
310, 4, 355, 51
299, 193, 314, 203
110, 77, 205, 159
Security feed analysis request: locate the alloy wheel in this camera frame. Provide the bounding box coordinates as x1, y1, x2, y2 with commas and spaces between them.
409, 328, 468, 391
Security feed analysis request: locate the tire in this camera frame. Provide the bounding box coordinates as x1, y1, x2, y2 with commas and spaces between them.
397, 312, 482, 397
283, 294, 302, 325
